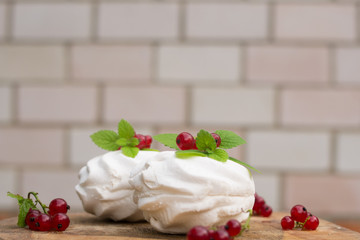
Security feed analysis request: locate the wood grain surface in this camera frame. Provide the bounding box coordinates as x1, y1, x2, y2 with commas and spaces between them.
1, 212, 360, 240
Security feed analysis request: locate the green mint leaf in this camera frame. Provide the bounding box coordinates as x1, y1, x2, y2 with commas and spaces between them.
215, 130, 246, 149
129, 137, 140, 147
207, 148, 228, 162
118, 119, 135, 138
116, 138, 128, 146
196, 130, 217, 151
90, 130, 119, 151
121, 146, 139, 158
116, 137, 139, 147
7, 192, 37, 227
176, 150, 207, 159
228, 157, 261, 173
153, 134, 179, 150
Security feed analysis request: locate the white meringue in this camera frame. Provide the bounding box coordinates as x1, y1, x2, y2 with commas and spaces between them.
129, 151, 255, 233
75, 150, 158, 222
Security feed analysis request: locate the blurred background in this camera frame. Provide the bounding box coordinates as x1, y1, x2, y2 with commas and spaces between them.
0, 0, 360, 231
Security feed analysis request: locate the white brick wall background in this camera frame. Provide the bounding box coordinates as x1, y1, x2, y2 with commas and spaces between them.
0, 0, 360, 221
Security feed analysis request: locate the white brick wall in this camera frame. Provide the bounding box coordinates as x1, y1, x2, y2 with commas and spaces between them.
98, 3, 178, 40
186, 3, 268, 40
1, 0, 360, 219
0, 46, 65, 81
13, 3, 91, 41
247, 131, 330, 171
158, 45, 240, 83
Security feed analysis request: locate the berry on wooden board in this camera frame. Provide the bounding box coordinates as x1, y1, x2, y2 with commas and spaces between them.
281, 204, 320, 231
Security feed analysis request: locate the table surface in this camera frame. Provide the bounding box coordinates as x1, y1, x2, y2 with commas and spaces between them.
1, 212, 360, 240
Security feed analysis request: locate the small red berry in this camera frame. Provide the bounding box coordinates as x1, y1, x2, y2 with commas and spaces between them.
187, 226, 209, 240
253, 194, 265, 214
225, 219, 241, 236
135, 134, 147, 149
281, 216, 295, 230
260, 204, 272, 217
212, 229, 230, 240
26, 209, 41, 230
211, 133, 221, 147
176, 132, 195, 150
52, 213, 70, 231
290, 205, 308, 223
34, 213, 52, 231
49, 198, 70, 215
303, 215, 319, 230
144, 135, 152, 149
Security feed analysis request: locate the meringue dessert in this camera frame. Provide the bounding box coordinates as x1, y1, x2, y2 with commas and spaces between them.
129, 151, 255, 234
75, 150, 158, 221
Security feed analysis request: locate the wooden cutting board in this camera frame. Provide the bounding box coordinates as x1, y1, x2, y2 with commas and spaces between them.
0, 212, 359, 240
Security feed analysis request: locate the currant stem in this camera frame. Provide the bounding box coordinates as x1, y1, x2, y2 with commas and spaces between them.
28, 192, 48, 214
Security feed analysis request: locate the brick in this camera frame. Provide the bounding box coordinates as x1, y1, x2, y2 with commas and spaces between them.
0, 45, 65, 81
281, 89, 360, 127
336, 133, 360, 173
0, 3, 5, 39
0, 168, 17, 210
0, 87, 11, 122
21, 169, 83, 210
247, 131, 330, 171
336, 48, 360, 84
158, 45, 240, 83
275, 4, 356, 41
104, 86, 186, 125
285, 175, 360, 216
0, 128, 63, 165
252, 173, 280, 211
192, 87, 274, 126
156, 127, 244, 161
186, 3, 267, 40
13, 3, 91, 40
98, 3, 178, 40
71, 45, 152, 82
247, 46, 329, 83
69, 127, 108, 167
18, 86, 97, 123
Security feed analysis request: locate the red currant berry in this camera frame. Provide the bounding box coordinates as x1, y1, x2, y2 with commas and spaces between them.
212, 229, 230, 240
224, 219, 241, 236
260, 204, 272, 217
144, 135, 152, 149
34, 213, 52, 231
26, 209, 41, 230
135, 134, 147, 150
290, 204, 308, 223
187, 226, 209, 240
211, 133, 221, 148
176, 132, 195, 150
52, 213, 70, 231
303, 215, 319, 230
49, 198, 70, 215
281, 216, 295, 230
253, 194, 265, 215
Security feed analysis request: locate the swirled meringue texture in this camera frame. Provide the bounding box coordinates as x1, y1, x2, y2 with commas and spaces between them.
129, 151, 255, 234
75, 150, 159, 222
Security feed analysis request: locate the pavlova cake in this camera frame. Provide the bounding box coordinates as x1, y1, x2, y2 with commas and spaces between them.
75, 119, 256, 234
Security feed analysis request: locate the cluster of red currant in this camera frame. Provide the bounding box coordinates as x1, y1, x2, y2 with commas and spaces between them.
176, 132, 221, 150
118, 134, 152, 150
252, 193, 272, 217
281, 204, 319, 231
26, 198, 70, 231
187, 219, 242, 240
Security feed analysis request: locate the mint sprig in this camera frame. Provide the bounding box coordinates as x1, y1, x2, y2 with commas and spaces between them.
90, 119, 149, 158
153, 133, 179, 150
215, 130, 246, 149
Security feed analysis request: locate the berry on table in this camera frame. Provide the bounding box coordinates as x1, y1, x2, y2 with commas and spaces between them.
49, 198, 70, 215
290, 204, 308, 223
212, 229, 230, 240
176, 132, 195, 150
303, 215, 319, 230
211, 133, 221, 147
224, 219, 241, 237
34, 213, 52, 231
52, 213, 70, 231
187, 226, 209, 240
281, 216, 295, 230
26, 209, 41, 230
260, 204, 273, 217
253, 193, 265, 215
